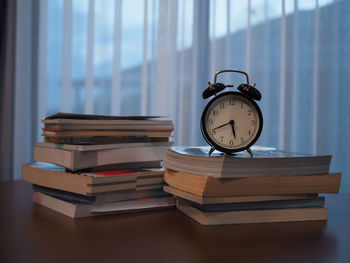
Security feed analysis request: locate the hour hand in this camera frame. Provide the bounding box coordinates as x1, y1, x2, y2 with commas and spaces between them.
212, 122, 230, 131
229, 120, 236, 138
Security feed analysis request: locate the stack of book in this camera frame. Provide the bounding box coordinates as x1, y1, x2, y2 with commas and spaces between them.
163, 146, 341, 225
22, 113, 175, 218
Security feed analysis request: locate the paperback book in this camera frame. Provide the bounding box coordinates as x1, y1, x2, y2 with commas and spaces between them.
23, 163, 164, 195
34, 191, 175, 218
164, 146, 331, 178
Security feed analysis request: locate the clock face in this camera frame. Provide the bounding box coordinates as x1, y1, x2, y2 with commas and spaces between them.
201, 92, 263, 153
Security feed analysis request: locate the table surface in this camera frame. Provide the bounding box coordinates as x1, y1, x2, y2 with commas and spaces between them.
1, 181, 350, 263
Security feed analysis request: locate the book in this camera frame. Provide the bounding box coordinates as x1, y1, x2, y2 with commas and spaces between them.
44, 112, 172, 124
36, 141, 172, 152
43, 112, 173, 133
34, 143, 169, 170
163, 185, 318, 205
44, 124, 173, 131
33, 191, 175, 218
176, 199, 327, 225
42, 129, 172, 138
164, 146, 331, 178
44, 136, 170, 145
22, 163, 164, 195
164, 168, 341, 196
33, 185, 169, 204
179, 196, 325, 212
73, 161, 162, 172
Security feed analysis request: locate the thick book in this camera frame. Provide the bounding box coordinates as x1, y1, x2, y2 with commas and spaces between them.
164, 146, 331, 178
164, 168, 341, 196
22, 163, 164, 195
176, 200, 327, 225
33, 191, 175, 218
36, 141, 172, 152
33, 185, 169, 204
163, 185, 318, 205
33, 143, 169, 170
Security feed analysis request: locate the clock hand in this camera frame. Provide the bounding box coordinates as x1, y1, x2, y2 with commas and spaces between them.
229, 120, 236, 138
212, 122, 231, 131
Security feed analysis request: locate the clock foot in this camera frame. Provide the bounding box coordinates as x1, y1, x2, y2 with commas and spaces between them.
222, 152, 236, 156
208, 146, 215, 156
247, 148, 253, 157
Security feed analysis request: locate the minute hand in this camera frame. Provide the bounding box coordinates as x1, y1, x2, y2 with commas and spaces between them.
229, 120, 236, 138
212, 122, 230, 131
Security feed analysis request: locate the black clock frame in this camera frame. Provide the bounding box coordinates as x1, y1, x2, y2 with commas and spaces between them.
200, 91, 263, 154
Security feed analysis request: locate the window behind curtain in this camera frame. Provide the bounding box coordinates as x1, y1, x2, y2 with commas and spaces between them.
46, 0, 146, 116
34, 0, 350, 193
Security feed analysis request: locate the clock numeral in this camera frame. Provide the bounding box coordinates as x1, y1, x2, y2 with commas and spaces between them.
220, 136, 224, 143
229, 139, 234, 146
251, 119, 257, 126
209, 119, 213, 125
212, 129, 216, 135
212, 110, 218, 116
220, 101, 225, 109
248, 130, 251, 136
240, 137, 245, 144
229, 99, 235, 105
247, 109, 252, 115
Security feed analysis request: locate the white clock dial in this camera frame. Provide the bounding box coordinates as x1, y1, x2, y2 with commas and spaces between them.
204, 93, 261, 150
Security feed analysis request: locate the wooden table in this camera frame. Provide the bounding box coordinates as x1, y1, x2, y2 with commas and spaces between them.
1, 180, 350, 263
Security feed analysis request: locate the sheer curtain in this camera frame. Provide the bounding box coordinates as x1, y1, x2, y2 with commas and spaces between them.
11, 0, 350, 193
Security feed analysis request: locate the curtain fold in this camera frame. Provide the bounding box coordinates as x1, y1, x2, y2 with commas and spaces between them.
111, 0, 122, 115
0, 0, 16, 181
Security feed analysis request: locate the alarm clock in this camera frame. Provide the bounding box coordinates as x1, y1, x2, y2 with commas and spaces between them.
200, 69, 263, 156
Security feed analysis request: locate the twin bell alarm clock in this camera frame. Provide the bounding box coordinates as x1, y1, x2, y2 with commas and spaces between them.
200, 70, 263, 156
